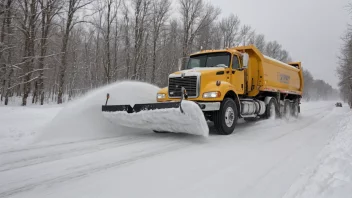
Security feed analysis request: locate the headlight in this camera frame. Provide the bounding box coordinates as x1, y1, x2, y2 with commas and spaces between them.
157, 93, 166, 99
203, 91, 221, 98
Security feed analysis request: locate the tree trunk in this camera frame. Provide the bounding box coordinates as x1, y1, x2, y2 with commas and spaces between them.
1, 0, 13, 103
38, 0, 51, 105
32, 81, 38, 103
122, 5, 130, 79
94, 30, 100, 87
113, 19, 118, 79
104, 0, 112, 84
58, 0, 74, 104
22, 0, 37, 106
4, 67, 13, 105
151, 37, 157, 83
57, 32, 69, 104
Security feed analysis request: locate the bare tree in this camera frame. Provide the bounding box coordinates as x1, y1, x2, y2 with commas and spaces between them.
302, 69, 314, 101
238, 24, 255, 46
337, 25, 352, 106
130, 0, 151, 80
16, 0, 40, 106
100, 0, 120, 84
264, 40, 282, 59
1, 0, 13, 105
150, 0, 170, 83
252, 34, 266, 52
37, 0, 61, 105
278, 49, 291, 62
57, 0, 92, 104
111, 1, 121, 80
178, 0, 220, 64
122, 2, 131, 78
219, 13, 240, 48
158, 18, 180, 85
208, 23, 222, 49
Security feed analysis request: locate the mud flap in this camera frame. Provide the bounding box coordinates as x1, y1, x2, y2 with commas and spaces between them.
102, 101, 209, 137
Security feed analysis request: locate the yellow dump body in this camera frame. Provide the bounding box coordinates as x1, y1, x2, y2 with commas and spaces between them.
233, 45, 303, 97
260, 56, 303, 95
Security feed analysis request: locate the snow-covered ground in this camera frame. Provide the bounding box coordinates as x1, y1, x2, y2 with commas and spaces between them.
283, 107, 352, 198
0, 81, 351, 198
0, 106, 62, 150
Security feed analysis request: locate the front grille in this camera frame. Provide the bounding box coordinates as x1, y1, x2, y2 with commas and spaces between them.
168, 76, 198, 98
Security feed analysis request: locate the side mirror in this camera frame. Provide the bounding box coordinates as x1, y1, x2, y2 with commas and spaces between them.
242, 53, 249, 68
178, 57, 189, 71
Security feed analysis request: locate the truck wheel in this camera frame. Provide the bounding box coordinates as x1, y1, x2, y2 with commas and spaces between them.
291, 102, 299, 118
265, 98, 279, 119
213, 98, 238, 135
283, 100, 291, 120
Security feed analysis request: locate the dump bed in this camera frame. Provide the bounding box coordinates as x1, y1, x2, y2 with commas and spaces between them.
261, 56, 303, 95
234, 45, 303, 97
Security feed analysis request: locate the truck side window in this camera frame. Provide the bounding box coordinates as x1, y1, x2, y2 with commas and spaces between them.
232, 55, 240, 69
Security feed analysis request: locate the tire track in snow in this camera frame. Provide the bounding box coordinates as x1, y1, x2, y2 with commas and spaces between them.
0, 136, 144, 172
242, 105, 331, 132
264, 106, 333, 142
204, 105, 333, 151
0, 140, 193, 198
0, 136, 126, 155
0, 133, 191, 172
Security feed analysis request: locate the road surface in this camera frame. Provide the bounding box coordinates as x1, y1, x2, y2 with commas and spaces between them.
0, 101, 349, 198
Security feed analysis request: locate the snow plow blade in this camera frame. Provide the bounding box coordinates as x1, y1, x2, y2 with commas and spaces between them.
102, 102, 182, 113
102, 101, 209, 137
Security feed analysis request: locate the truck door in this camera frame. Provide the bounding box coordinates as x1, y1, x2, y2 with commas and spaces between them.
231, 55, 245, 94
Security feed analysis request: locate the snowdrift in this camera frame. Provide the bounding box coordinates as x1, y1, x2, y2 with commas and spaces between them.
35, 81, 161, 144
0, 106, 62, 150
282, 107, 352, 198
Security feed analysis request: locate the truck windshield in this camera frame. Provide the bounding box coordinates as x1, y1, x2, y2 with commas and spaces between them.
187, 52, 230, 69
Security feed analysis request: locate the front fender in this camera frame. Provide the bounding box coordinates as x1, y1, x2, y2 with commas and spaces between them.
201, 81, 237, 101
157, 87, 169, 102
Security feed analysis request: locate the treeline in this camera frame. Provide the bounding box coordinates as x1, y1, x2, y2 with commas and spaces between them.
337, 3, 352, 107
0, 0, 333, 106
302, 69, 339, 101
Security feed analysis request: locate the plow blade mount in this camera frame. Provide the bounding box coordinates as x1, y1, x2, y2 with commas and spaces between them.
102, 101, 209, 137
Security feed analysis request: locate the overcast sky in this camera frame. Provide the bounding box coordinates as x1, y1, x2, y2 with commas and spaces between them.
208, 0, 351, 88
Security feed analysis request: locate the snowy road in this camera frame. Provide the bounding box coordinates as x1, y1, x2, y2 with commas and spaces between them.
0, 100, 350, 198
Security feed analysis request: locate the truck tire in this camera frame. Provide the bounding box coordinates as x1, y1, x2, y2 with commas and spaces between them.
265, 98, 279, 119
283, 100, 291, 120
213, 98, 238, 135
291, 102, 299, 118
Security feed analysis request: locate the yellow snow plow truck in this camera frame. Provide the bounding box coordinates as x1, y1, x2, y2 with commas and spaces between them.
102, 45, 304, 135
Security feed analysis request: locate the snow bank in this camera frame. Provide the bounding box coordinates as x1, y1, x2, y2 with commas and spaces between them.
103, 100, 209, 137
0, 106, 62, 150
284, 109, 352, 198
35, 81, 161, 144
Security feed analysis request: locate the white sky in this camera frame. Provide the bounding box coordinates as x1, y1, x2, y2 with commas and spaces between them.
208, 0, 351, 88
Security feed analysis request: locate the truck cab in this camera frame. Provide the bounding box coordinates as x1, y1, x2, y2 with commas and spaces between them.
156, 49, 248, 103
